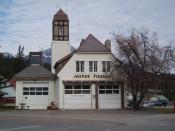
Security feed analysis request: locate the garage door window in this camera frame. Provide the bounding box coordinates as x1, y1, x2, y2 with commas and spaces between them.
65, 85, 90, 94
23, 87, 48, 95
99, 85, 119, 94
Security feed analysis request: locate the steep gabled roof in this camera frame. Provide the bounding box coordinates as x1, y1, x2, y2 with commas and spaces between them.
13, 66, 55, 80
54, 9, 68, 20
54, 34, 112, 73
54, 51, 75, 69
76, 34, 110, 53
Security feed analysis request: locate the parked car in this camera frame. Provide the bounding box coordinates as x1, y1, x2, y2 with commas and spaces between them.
141, 100, 154, 108
150, 95, 169, 107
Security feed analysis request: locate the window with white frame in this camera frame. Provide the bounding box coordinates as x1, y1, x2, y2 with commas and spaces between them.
99, 85, 119, 94
89, 61, 98, 72
23, 87, 48, 95
64, 85, 90, 94
76, 61, 84, 72
102, 61, 111, 72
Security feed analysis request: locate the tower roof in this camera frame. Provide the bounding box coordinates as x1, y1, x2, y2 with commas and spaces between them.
54, 9, 68, 20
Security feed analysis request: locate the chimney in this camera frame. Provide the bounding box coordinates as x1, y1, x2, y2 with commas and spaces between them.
80, 39, 85, 45
29, 52, 43, 66
105, 39, 111, 51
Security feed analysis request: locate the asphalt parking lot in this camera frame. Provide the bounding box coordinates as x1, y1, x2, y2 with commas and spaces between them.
0, 110, 175, 131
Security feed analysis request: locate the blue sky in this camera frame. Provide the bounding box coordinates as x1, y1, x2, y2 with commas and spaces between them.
0, 0, 175, 55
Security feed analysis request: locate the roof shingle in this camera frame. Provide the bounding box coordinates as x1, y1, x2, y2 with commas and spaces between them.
76, 34, 110, 52
54, 9, 68, 20
13, 66, 55, 80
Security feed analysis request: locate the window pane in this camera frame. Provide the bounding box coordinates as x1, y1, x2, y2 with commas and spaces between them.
106, 85, 112, 89
54, 26, 58, 35
65, 85, 72, 89
113, 90, 119, 94
43, 92, 48, 95
99, 85, 105, 89
31, 55, 41, 65
107, 61, 111, 72
30, 92, 35, 95
58, 26, 63, 35
113, 85, 119, 89
36, 87, 42, 91
102, 61, 106, 72
99, 90, 105, 94
30, 87, 35, 91
82, 85, 90, 89
23, 92, 29, 95
36, 92, 42, 95
81, 61, 84, 72
43, 87, 48, 91
65, 90, 72, 94
76, 61, 79, 72
106, 90, 112, 94
82, 90, 90, 94
64, 26, 68, 36
23, 87, 29, 91
74, 90, 81, 94
74, 85, 81, 89
94, 61, 97, 72
89, 61, 93, 72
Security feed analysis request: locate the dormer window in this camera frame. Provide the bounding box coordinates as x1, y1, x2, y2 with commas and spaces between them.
29, 52, 42, 65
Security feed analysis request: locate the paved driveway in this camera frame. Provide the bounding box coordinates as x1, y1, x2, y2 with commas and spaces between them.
0, 110, 175, 131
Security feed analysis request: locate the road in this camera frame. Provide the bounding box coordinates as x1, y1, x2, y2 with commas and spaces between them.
0, 110, 175, 131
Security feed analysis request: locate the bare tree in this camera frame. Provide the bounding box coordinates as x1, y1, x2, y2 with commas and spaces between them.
112, 28, 175, 109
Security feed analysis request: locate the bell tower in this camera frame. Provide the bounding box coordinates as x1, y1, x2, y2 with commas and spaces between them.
52, 9, 69, 41
51, 9, 70, 73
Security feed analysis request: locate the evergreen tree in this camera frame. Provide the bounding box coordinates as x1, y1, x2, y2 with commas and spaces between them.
14, 45, 29, 73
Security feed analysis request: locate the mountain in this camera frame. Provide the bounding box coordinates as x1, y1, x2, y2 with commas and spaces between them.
0, 52, 14, 58
42, 48, 51, 64
1, 46, 76, 64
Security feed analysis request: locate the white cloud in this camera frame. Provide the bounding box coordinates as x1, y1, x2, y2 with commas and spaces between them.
0, 0, 175, 55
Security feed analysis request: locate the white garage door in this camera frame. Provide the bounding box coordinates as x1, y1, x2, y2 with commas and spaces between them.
22, 82, 49, 109
64, 85, 91, 109
98, 85, 121, 109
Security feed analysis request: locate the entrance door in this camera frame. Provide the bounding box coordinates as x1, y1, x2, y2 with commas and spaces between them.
98, 84, 121, 109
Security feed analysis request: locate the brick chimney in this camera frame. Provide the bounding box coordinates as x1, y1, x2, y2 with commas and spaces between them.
105, 39, 111, 51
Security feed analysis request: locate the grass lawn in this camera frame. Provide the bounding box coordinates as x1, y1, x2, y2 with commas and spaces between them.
0, 106, 15, 110
143, 107, 175, 113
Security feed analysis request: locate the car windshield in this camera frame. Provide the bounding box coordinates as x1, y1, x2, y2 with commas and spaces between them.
158, 95, 168, 101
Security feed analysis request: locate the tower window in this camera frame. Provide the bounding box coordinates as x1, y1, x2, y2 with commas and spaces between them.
54, 26, 58, 35
64, 26, 68, 36
58, 26, 64, 36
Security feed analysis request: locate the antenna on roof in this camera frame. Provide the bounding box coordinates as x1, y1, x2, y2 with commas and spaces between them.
57, 0, 59, 10
60, 0, 62, 9
65, 2, 68, 13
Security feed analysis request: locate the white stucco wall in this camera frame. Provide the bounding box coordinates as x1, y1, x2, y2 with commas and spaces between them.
56, 53, 121, 109
51, 41, 70, 73
58, 53, 114, 80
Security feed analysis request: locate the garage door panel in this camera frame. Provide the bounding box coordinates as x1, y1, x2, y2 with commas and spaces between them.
98, 85, 121, 109
64, 85, 92, 109
22, 82, 49, 109
64, 95, 91, 109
